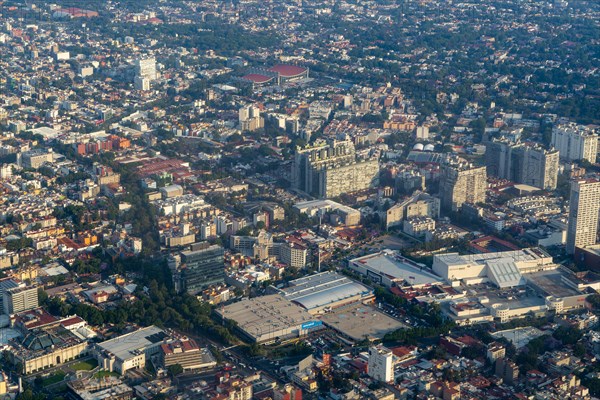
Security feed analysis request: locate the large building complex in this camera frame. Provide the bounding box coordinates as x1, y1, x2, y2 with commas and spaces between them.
551, 123, 598, 164
292, 139, 379, 198
566, 179, 600, 254
170, 243, 225, 294
432, 248, 554, 286
385, 191, 440, 230
95, 326, 169, 375
486, 140, 559, 190
348, 250, 443, 288
215, 294, 320, 343
278, 271, 372, 314
293, 199, 361, 226
10, 325, 88, 374
439, 157, 487, 211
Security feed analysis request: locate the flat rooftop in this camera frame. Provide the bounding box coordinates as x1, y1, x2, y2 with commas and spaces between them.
320, 303, 406, 341
525, 270, 582, 298
350, 251, 442, 287
492, 327, 545, 349
217, 295, 314, 338
434, 248, 551, 266
281, 272, 370, 311
97, 326, 167, 361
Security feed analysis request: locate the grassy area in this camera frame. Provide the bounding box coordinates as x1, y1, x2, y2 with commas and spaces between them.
71, 359, 98, 371
41, 371, 66, 387
93, 370, 120, 379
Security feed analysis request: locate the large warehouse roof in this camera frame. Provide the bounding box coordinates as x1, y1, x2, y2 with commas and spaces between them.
281, 272, 370, 311
216, 295, 315, 341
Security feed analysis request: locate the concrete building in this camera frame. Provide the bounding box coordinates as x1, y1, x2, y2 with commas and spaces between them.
171, 243, 225, 294
348, 250, 443, 288
280, 242, 308, 269
566, 179, 600, 254
239, 104, 264, 132
22, 149, 53, 169
11, 326, 88, 374
4, 285, 38, 315
368, 345, 394, 383
294, 199, 361, 226
439, 157, 487, 212
495, 357, 519, 384
432, 248, 554, 286
384, 191, 440, 230
292, 140, 379, 198
552, 123, 598, 164
215, 294, 320, 343
95, 326, 169, 374
415, 126, 429, 140
486, 140, 559, 190
134, 76, 150, 91
403, 216, 436, 238
159, 339, 217, 372
135, 57, 157, 81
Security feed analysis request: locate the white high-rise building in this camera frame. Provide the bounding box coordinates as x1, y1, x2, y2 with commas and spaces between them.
368, 345, 394, 383
566, 179, 600, 254
552, 123, 598, 164
135, 57, 157, 81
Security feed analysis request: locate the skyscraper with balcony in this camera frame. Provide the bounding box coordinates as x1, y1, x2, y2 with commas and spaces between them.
440, 157, 487, 212
552, 123, 598, 164
566, 179, 600, 254
486, 139, 559, 190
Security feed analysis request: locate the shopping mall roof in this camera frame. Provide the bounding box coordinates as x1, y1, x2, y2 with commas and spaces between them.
281, 272, 370, 311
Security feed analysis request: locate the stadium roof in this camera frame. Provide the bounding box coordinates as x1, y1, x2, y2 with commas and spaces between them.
268, 64, 307, 77
242, 73, 275, 84
281, 271, 370, 310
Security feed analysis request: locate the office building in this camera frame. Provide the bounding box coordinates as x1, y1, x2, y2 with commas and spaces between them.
292, 139, 379, 198
368, 345, 394, 383
4, 285, 38, 315
566, 179, 600, 254
134, 58, 157, 81
171, 243, 225, 294
159, 339, 217, 372
486, 140, 559, 190
22, 149, 53, 169
552, 123, 598, 164
439, 157, 487, 212
95, 326, 169, 375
